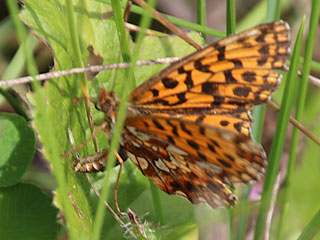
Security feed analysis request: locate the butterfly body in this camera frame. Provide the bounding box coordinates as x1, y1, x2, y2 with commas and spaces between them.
74, 21, 290, 208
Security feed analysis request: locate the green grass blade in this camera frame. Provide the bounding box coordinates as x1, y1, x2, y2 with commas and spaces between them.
226, 2, 236, 238
7, 0, 81, 239
253, 17, 305, 240
226, 0, 236, 35
266, 0, 282, 21
92, 1, 157, 238
132, 0, 165, 225
228, 207, 235, 240
92, 2, 131, 239
277, 1, 320, 238
197, 0, 207, 40
97, 0, 225, 38
236, 186, 252, 240
297, 209, 320, 240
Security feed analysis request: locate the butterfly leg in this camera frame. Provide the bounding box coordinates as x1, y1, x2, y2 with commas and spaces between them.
114, 151, 125, 216
62, 122, 108, 158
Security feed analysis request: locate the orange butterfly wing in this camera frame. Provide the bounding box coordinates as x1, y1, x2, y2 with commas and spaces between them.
130, 21, 290, 137
123, 116, 266, 208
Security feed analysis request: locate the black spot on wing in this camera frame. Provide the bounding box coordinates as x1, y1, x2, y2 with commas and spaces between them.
217, 46, 226, 61
167, 135, 175, 144
259, 45, 270, 55
180, 122, 192, 136
199, 125, 205, 135
257, 58, 267, 66
233, 87, 251, 97
212, 96, 225, 104
225, 70, 238, 83
152, 99, 170, 106
173, 92, 187, 105
183, 70, 194, 89
152, 119, 165, 130
187, 139, 199, 150
198, 152, 207, 160
202, 82, 218, 94
233, 122, 242, 133
230, 59, 243, 68
194, 59, 211, 72
208, 143, 217, 153
150, 89, 159, 97
220, 120, 229, 126
211, 139, 220, 148
162, 77, 178, 89
242, 71, 256, 82
166, 119, 179, 136
185, 181, 196, 191
196, 115, 205, 124
224, 154, 235, 162
218, 158, 232, 168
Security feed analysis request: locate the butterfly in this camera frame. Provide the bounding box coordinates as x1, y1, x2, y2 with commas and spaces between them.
73, 20, 290, 208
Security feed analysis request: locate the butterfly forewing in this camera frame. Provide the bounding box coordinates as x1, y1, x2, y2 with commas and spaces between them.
129, 21, 290, 135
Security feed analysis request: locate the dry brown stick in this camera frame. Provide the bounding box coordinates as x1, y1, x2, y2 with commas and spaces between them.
0, 58, 180, 87
133, 0, 202, 50
85, 174, 137, 240
267, 99, 320, 146
114, 151, 124, 217
284, 65, 320, 87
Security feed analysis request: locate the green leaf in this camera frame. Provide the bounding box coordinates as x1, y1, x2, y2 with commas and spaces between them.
0, 183, 58, 240
0, 113, 35, 187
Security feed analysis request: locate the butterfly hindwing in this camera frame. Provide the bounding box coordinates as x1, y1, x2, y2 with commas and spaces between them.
122, 115, 266, 208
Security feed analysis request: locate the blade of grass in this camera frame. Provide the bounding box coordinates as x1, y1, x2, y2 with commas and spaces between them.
266, 0, 282, 21
7, 0, 81, 239
0, 33, 37, 120
197, 0, 207, 40
228, 208, 235, 240
253, 17, 305, 240
297, 209, 320, 240
236, 186, 252, 240
149, 179, 164, 225
92, 1, 132, 239
97, 0, 225, 38
251, 0, 281, 156
277, 1, 320, 238
132, 0, 165, 225
65, 0, 99, 152
92, 1, 157, 238
252, 105, 266, 142
226, 0, 236, 35
226, 3, 236, 239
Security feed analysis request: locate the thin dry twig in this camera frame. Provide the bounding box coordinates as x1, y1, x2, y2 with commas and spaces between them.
267, 100, 320, 147
85, 174, 137, 240
0, 57, 180, 87
133, 0, 202, 50
284, 65, 320, 87
264, 172, 281, 240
